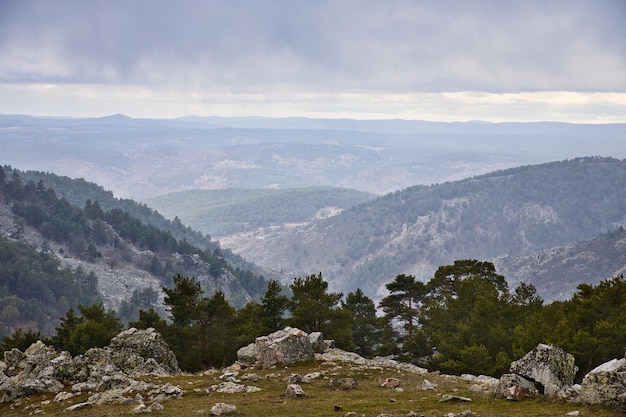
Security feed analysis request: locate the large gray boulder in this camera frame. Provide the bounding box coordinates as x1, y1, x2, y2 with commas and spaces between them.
255, 327, 315, 368
579, 358, 626, 408
509, 343, 577, 396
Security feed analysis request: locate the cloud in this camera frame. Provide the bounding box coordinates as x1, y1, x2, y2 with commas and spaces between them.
0, 0, 625, 120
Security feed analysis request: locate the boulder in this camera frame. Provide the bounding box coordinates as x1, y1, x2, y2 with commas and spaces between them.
254, 327, 315, 368
495, 373, 539, 400
236, 343, 257, 368
579, 358, 626, 408
509, 343, 577, 396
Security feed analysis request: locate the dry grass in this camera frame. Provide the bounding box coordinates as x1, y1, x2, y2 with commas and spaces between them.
0, 360, 622, 416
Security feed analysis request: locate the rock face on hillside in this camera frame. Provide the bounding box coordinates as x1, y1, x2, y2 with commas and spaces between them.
0, 327, 181, 406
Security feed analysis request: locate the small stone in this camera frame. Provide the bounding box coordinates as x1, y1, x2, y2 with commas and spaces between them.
285, 384, 306, 398
438, 394, 472, 402
381, 377, 401, 389
210, 402, 237, 415
421, 379, 436, 390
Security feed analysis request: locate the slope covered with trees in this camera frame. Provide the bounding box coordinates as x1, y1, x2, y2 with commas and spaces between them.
224, 157, 626, 300
0, 166, 270, 336
145, 186, 376, 237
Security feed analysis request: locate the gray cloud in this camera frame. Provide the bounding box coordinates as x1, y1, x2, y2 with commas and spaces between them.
2, 0, 625, 93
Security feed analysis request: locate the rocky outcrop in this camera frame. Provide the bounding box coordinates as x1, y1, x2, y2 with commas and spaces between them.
0, 327, 181, 405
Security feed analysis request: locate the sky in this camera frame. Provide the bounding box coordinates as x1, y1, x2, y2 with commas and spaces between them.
1, 0, 625, 123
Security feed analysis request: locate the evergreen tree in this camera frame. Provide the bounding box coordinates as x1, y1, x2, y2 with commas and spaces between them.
260, 279, 289, 332
379, 274, 426, 339
50, 304, 122, 355
288, 273, 353, 349
162, 274, 203, 326
288, 273, 342, 333
343, 289, 379, 357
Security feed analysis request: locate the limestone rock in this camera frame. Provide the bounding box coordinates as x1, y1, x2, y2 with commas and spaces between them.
509, 343, 577, 396
579, 358, 626, 408
0, 328, 181, 405
308, 332, 326, 353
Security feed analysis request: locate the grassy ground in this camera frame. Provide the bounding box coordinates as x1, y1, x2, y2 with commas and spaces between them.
0, 361, 622, 416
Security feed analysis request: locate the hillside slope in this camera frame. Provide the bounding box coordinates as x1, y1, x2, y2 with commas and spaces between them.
220, 157, 626, 300
0, 168, 270, 335
495, 227, 626, 301
145, 186, 376, 237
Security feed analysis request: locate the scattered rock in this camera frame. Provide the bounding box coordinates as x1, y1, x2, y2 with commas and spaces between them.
285, 383, 307, 398
210, 402, 237, 415
381, 377, 401, 389
421, 379, 436, 390
329, 378, 358, 390
439, 394, 472, 402
286, 373, 303, 384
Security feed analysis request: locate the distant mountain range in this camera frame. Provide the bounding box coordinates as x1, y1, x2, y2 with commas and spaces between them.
1, 114, 624, 199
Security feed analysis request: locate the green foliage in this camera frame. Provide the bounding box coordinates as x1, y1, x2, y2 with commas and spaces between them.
0, 328, 42, 352
343, 289, 379, 357
514, 275, 626, 378
0, 236, 101, 336
287, 273, 354, 351
379, 274, 426, 340
260, 280, 289, 332
50, 304, 123, 355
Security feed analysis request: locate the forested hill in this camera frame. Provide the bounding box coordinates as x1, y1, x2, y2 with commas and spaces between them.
224, 157, 626, 300
0, 166, 270, 337
2, 166, 272, 282
145, 186, 377, 237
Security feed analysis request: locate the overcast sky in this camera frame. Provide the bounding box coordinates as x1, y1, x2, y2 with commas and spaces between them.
1, 0, 625, 122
